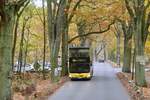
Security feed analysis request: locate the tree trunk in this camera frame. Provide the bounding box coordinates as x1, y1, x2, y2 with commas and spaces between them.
0, 10, 15, 100
47, 0, 55, 81
104, 45, 106, 61
135, 34, 146, 86
50, 54, 58, 81
116, 35, 121, 67
42, 0, 46, 80
18, 19, 27, 73
135, 42, 146, 86
61, 0, 69, 76
131, 47, 136, 80
61, 27, 69, 76
23, 29, 30, 71
12, 15, 19, 70
122, 38, 132, 73
47, 0, 64, 81
134, 11, 146, 86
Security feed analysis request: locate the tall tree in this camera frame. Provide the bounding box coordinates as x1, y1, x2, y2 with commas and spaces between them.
61, 0, 68, 76
17, 16, 30, 73
47, 0, 67, 81
42, 0, 46, 80
0, 0, 29, 99
119, 19, 133, 73
125, 0, 150, 86
23, 27, 30, 72
61, 0, 82, 76
12, 0, 29, 71
114, 23, 121, 67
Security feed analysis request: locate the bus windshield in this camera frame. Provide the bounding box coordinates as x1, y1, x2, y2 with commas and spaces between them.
69, 62, 90, 73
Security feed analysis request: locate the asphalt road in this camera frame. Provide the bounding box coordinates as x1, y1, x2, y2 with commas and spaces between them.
48, 62, 130, 100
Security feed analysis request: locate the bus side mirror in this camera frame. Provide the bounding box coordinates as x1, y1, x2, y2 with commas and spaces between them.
90, 63, 92, 66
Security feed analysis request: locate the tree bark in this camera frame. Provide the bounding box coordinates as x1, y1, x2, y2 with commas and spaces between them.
0, 0, 29, 99
134, 1, 147, 86
61, 27, 69, 76
116, 33, 121, 67
0, 9, 15, 100
42, 0, 46, 80
122, 38, 132, 73
23, 28, 30, 71
18, 19, 28, 73
12, 15, 19, 70
135, 17, 146, 86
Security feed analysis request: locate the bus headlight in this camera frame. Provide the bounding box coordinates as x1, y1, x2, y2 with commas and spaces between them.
69, 74, 72, 77
87, 73, 91, 77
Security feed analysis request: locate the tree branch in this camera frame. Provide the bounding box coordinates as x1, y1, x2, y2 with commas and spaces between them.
116, 18, 133, 40
96, 44, 106, 56
17, 0, 30, 17
15, 0, 30, 13
143, 12, 150, 43
125, 0, 135, 18
35, 8, 44, 24
146, 12, 150, 30
68, 0, 82, 23
145, 0, 150, 9
116, 18, 129, 36
68, 20, 115, 43
114, 24, 119, 37
16, 0, 28, 5
66, 0, 73, 11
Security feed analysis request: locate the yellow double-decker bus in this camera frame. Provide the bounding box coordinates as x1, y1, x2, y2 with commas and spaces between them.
68, 47, 93, 80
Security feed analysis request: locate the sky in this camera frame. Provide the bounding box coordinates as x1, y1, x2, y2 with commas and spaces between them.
33, 0, 43, 7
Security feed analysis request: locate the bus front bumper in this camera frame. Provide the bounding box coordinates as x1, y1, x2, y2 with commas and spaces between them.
69, 73, 91, 79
